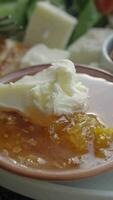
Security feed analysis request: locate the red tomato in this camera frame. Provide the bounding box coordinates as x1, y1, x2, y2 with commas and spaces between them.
95, 0, 113, 15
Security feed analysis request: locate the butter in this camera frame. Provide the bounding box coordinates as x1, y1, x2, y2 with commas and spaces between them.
24, 2, 77, 48
0, 60, 88, 123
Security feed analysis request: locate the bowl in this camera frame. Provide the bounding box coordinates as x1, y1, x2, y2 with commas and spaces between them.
0, 64, 113, 181
101, 34, 113, 73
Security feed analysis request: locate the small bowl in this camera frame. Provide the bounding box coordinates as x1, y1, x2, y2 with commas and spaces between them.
0, 64, 113, 181
101, 34, 113, 73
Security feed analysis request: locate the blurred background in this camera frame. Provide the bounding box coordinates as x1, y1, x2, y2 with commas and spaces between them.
0, 0, 113, 74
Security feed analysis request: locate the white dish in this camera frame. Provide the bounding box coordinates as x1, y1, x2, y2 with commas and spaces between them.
78, 73, 113, 126
1, 168, 113, 200
101, 34, 113, 73
0, 68, 113, 199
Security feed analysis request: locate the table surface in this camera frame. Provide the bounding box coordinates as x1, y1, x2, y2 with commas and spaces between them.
0, 186, 32, 200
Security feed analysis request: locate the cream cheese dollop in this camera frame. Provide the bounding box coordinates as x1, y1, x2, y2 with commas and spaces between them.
0, 59, 88, 120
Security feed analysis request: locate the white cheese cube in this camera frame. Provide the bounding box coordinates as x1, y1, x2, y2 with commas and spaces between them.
21, 44, 70, 67
24, 1, 77, 48
69, 28, 113, 64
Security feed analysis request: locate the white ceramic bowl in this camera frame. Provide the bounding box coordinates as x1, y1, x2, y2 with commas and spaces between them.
101, 34, 113, 73
0, 64, 113, 181
0, 64, 113, 199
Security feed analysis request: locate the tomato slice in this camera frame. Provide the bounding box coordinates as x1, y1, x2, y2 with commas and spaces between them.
95, 0, 113, 15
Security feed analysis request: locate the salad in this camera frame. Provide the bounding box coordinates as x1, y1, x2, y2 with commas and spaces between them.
0, 0, 112, 75
0, 0, 113, 44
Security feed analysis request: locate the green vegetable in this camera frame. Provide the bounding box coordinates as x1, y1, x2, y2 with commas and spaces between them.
27, 0, 39, 19
14, 0, 30, 27
68, 0, 102, 46
0, 2, 16, 17
0, 0, 16, 3
49, 0, 66, 8
66, 0, 88, 16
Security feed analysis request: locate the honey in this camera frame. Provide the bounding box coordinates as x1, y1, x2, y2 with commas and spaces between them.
0, 110, 113, 169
